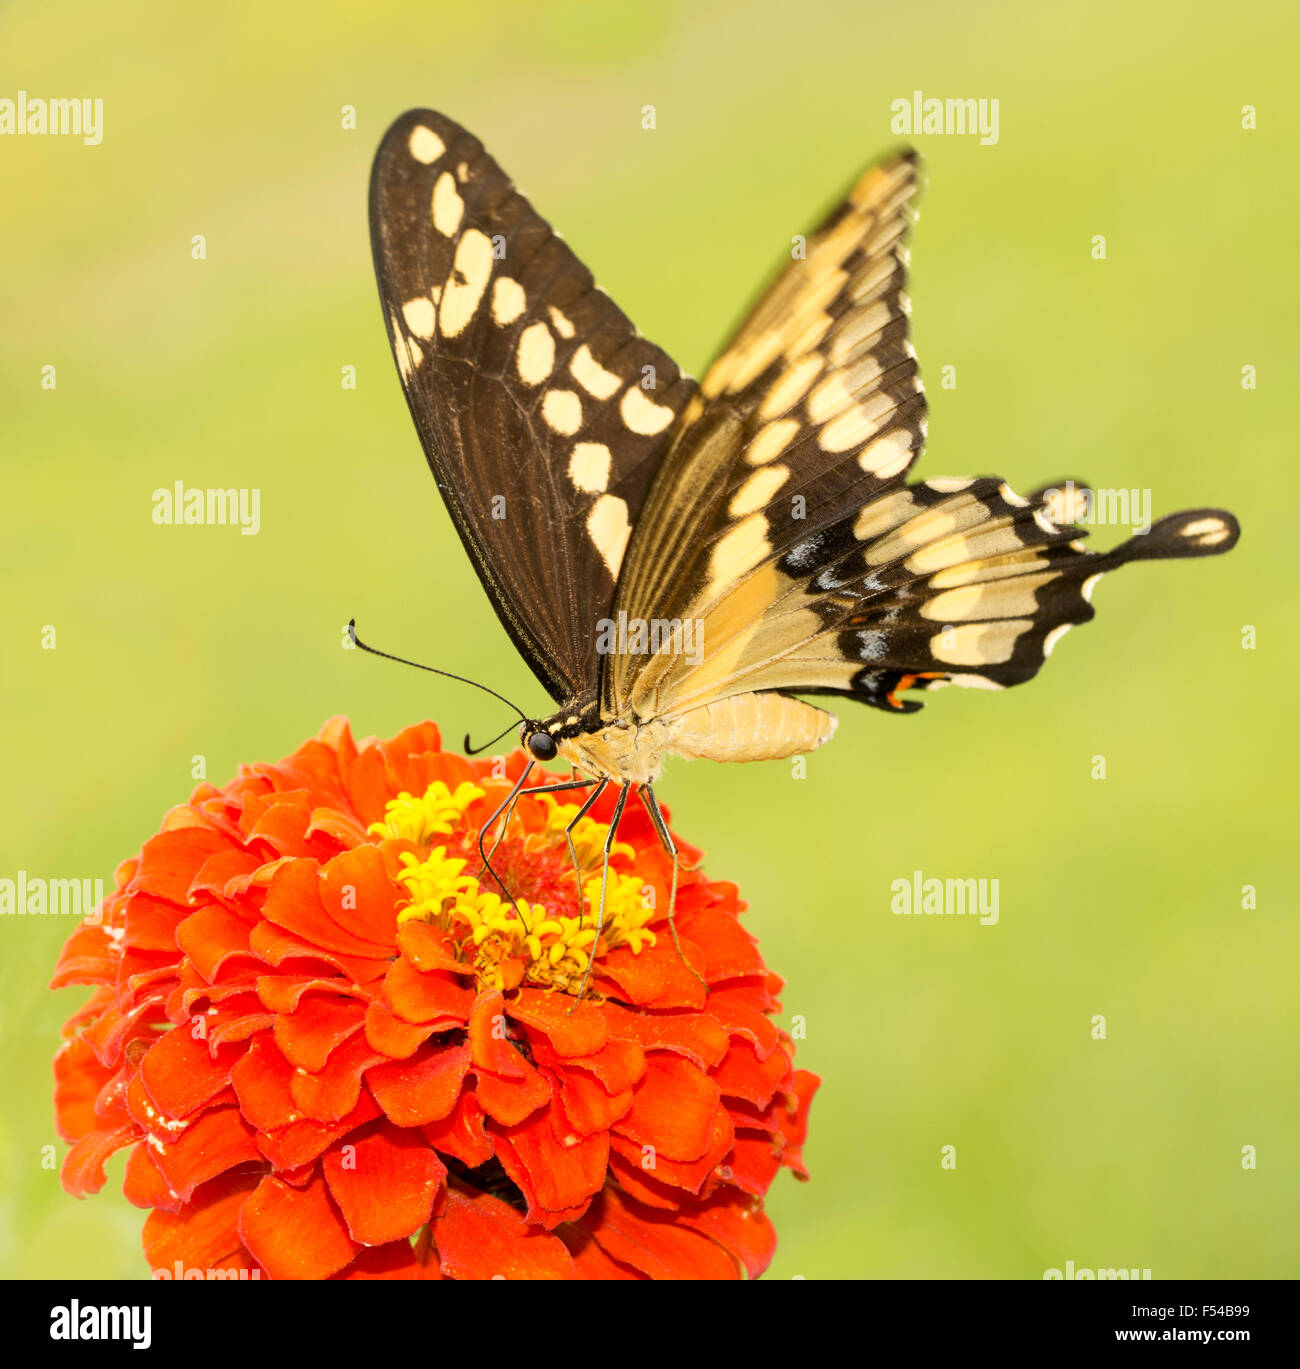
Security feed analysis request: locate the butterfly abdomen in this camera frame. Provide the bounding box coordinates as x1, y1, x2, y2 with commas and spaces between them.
665, 692, 837, 764
550, 691, 835, 782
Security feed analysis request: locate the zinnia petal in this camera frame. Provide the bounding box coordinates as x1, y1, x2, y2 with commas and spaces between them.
434, 1186, 573, 1280
239, 1172, 361, 1279
322, 1122, 446, 1245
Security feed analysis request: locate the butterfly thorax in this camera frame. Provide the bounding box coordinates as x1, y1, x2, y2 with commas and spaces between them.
523, 695, 668, 785
558, 716, 675, 785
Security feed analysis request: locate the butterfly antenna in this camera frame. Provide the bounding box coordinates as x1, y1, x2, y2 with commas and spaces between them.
348, 619, 528, 722
464, 720, 520, 755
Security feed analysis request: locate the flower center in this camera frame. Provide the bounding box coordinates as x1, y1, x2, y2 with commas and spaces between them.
536, 796, 634, 868
375, 780, 656, 995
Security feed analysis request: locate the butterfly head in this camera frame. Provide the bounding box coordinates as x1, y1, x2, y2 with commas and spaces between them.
520, 699, 620, 773
520, 708, 590, 763
522, 724, 559, 762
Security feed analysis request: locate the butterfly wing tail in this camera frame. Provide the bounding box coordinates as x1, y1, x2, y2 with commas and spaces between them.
1103, 509, 1240, 565
846, 498, 1240, 714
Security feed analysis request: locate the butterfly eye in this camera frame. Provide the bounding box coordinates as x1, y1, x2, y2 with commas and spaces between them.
528, 731, 558, 761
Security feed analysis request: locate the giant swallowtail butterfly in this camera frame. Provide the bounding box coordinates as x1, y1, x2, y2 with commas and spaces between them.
365, 110, 1239, 974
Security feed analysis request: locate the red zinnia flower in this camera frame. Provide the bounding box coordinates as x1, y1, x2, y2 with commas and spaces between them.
51, 718, 817, 1279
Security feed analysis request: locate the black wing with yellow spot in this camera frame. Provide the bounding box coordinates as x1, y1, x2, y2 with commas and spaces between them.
370, 109, 696, 703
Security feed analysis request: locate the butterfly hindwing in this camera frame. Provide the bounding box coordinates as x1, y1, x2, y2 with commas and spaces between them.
621, 462, 1238, 718
370, 110, 697, 703
785, 483, 1240, 713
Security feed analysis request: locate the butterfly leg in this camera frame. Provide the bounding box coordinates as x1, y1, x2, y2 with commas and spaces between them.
483, 775, 595, 872
476, 764, 533, 926
561, 778, 608, 920
521, 778, 600, 797
641, 783, 704, 987
482, 789, 522, 873
477, 771, 598, 930
572, 781, 630, 1005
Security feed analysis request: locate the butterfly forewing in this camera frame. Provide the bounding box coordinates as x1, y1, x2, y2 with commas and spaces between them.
607, 151, 928, 716
370, 110, 697, 702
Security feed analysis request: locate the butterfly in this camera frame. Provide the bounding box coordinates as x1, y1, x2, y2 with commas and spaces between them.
365, 109, 1239, 979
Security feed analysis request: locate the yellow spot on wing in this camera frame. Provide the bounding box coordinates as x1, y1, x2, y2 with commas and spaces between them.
586, 494, 631, 575
999, 482, 1031, 509
806, 372, 854, 424
542, 389, 583, 435
729, 464, 789, 517
438, 230, 494, 339
928, 549, 1048, 588
745, 418, 800, 466
828, 299, 892, 362
887, 505, 962, 549
620, 387, 674, 435
516, 322, 555, 386
390, 308, 423, 383
857, 428, 913, 475
568, 442, 612, 493
931, 620, 1032, 666
709, 512, 770, 582
819, 391, 893, 452
853, 489, 917, 542
570, 344, 621, 400
865, 217, 907, 258
758, 354, 824, 420
396, 336, 421, 382
945, 674, 1004, 691
847, 260, 897, 308
408, 126, 445, 164
432, 171, 464, 237
903, 522, 1026, 574
401, 296, 436, 339
491, 277, 525, 326
923, 573, 1051, 621
1181, 516, 1232, 546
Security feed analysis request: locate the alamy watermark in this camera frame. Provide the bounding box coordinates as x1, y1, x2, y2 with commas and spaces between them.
891, 870, 999, 926
1, 91, 102, 145
596, 611, 704, 665
1043, 1260, 1152, 1280
152, 1261, 262, 1280
890, 90, 999, 146
1041, 480, 1152, 534
152, 482, 261, 535
49, 1301, 149, 1348
1, 872, 104, 919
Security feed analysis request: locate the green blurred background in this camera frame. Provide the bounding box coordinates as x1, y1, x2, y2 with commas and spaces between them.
2, 0, 1295, 1279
